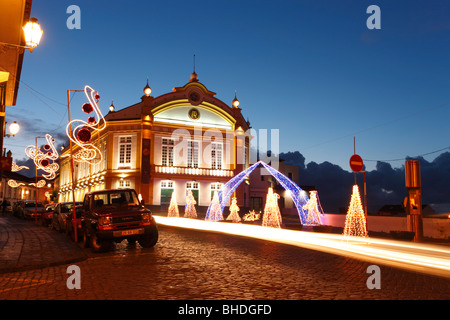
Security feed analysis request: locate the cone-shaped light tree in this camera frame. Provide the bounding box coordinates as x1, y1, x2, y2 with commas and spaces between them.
343, 185, 368, 237
262, 187, 282, 228
168, 191, 179, 217
206, 190, 223, 221
184, 189, 197, 219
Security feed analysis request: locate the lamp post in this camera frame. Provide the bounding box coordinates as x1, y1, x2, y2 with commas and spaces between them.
34, 136, 45, 224
67, 89, 84, 243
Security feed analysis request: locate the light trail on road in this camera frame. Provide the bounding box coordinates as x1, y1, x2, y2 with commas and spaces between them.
154, 216, 450, 279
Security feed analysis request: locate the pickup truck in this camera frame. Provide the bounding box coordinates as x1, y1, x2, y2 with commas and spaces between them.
79, 188, 158, 252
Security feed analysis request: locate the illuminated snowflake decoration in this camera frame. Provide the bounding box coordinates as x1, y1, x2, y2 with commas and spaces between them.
66, 85, 106, 164
25, 134, 59, 180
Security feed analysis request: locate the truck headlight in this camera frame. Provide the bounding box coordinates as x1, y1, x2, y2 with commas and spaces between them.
141, 212, 150, 222
98, 216, 112, 225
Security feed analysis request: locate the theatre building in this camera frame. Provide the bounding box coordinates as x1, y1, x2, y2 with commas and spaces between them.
58, 72, 251, 214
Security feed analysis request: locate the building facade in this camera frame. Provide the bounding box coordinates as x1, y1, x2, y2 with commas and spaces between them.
58, 72, 251, 214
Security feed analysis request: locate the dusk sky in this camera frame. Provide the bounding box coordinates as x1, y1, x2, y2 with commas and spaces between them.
6, 0, 450, 172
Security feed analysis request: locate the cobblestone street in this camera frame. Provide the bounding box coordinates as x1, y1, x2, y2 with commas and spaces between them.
1, 225, 449, 300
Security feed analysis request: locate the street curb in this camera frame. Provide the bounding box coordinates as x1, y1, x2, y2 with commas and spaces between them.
0, 254, 88, 274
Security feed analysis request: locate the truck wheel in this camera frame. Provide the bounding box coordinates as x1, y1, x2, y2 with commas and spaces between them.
90, 233, 112, 253
138, 226, 158, 248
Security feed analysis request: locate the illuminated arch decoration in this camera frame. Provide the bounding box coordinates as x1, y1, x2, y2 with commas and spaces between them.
66, 85, 106, 164
25, 134, 59, 180
205, 161, 311, 225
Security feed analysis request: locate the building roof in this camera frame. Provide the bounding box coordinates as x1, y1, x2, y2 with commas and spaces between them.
0, 0, 32, 106
105, 74, 250, 130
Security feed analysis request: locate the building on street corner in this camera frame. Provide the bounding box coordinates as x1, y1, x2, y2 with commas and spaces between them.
58, 71, 251, 214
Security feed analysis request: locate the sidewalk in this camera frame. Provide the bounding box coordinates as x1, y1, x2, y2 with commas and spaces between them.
0, 215, 87, 274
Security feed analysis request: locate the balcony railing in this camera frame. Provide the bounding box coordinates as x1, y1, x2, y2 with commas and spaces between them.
155, 165, 234, 177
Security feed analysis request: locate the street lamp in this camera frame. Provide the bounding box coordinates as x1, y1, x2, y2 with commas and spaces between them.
0, 17, 43, 52
7, 121, 20, 137
143, 78, 152, 96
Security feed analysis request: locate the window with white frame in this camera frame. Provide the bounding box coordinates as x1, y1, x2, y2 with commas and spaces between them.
187, 140, 199, 168
118, 179, 131, 189
160, 180, 174, 204
210, 182, 223, 199
162, 138, 174, 166
119, 136, 132, 166
161, 180, 174, 189
186, 181, 199, 203
186, 181, 199, 190
211, 142, 222, 169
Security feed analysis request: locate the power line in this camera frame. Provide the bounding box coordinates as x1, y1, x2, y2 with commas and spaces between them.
363, 146, 450, 162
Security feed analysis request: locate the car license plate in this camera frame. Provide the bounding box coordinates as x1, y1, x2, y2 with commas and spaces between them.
114, 228, 143, 237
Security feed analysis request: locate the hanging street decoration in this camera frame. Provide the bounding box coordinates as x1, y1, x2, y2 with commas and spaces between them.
25, 133, 59, 180
8, 179, 46, 188
11, 162, 30, 172
66, 85, 106, 164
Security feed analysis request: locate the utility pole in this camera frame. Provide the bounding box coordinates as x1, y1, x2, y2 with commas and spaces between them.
405, 160, 423, 242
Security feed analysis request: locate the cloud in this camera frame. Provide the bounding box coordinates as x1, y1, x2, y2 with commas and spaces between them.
280, 151, 450, 214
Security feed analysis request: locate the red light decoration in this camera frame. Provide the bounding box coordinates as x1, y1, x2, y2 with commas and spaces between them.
65, 85, 106, 164
82, 103, 94, 114
25, 134, 59, 180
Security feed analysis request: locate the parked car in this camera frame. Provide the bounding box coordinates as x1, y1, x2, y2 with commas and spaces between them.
1, 199, 13, 215
41, 203, 57, 226
13, 200, 23, 217
51, 201, 82, 232
80, 188, 158, 252
15, 200, 45, 219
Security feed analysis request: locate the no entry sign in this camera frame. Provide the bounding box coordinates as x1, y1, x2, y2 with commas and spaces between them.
349, 154, 364, 172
